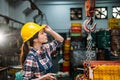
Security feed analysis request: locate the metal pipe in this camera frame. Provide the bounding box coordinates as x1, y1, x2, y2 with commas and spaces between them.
29, 0, 43, 16
0, 14, 24, 25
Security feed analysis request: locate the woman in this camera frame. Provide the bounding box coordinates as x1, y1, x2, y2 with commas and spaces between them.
20, 22, 64, 80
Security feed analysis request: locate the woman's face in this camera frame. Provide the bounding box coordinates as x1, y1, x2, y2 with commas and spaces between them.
37, 29, 48, 43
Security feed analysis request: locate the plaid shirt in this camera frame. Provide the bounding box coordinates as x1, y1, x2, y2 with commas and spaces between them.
23, 40, 62, 80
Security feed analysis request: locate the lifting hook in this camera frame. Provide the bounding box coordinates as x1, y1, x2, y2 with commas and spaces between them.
83, 17, 96, 33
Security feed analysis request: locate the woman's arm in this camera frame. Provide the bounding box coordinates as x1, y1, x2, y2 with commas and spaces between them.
32, 73, 57, 80
45, 25, 64, 42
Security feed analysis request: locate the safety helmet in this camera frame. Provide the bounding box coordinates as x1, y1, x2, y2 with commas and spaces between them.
21, 22, 46, 42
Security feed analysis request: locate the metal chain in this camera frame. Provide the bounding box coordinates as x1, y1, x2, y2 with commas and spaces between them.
83, 0, 96, 78
84, 32, 95, 80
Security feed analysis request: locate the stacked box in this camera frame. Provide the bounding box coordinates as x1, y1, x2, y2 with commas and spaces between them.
70, 23, 82, 36
84, 61, 120, 80
62, 38, 71, 72
108, 18, 120, 30
93, 65, 120, 80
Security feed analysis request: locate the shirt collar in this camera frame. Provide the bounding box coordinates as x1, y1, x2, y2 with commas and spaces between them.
30, 47, 40, 56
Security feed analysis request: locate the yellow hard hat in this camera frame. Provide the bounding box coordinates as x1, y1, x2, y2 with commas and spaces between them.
21, 22, 46, 42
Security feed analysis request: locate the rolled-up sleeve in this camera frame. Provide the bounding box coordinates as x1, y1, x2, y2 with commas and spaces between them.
44, 40, 63, 55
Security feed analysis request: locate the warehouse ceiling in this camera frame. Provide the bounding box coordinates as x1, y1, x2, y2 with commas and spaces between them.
33, 0, 119, 2
6, 0, 120, 5
33, 0, 116, 1
33, 0, 120, 5
6, 0, 120, 2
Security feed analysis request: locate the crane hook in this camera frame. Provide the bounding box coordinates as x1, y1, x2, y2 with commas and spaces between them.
83, 17, 96, 33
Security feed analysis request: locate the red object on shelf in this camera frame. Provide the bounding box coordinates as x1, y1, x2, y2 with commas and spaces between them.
62, 66, 70, 72
64, 40, 70, 44
71, 26, 82, 33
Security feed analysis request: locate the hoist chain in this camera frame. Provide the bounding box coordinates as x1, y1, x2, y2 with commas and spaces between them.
84, 32, 95, 80
83, 0, 96, 79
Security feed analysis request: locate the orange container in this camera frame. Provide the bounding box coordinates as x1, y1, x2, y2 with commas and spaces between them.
64, 53, 70, 61
71, 26, 82, 33
62, 61, 70, 72
71, 23, 81, 27
63, 61, 70, 66
62, 66, 70, 72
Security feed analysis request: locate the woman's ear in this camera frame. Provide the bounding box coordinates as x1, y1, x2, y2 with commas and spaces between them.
33, 38, 38, 42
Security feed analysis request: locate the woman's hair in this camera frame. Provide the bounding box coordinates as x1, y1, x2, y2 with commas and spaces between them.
20, 32, 39, 67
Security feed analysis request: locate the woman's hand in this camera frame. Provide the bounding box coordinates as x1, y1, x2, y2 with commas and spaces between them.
38, 73, 57, 80
44, 25, 53, 33
45, 73, 57, 80
44, 25, 64, 42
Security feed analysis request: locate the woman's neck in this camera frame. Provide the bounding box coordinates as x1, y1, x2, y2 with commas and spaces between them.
33, 42, 43, 52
